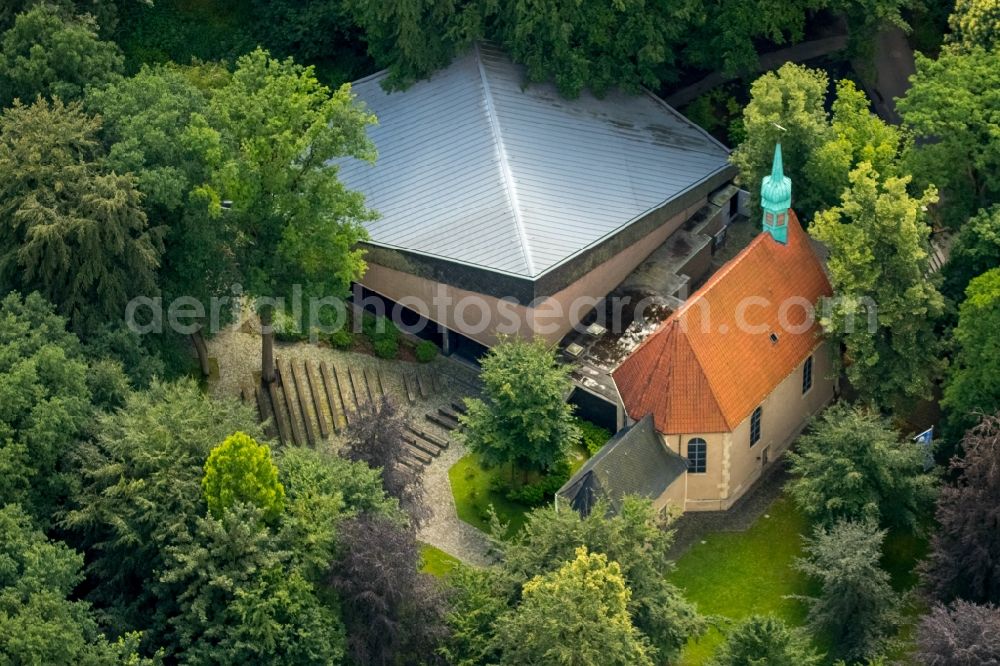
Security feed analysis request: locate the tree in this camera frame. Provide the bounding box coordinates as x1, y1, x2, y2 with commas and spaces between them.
196, 48, 375, 384
941, 204, 1000, 305
493, 0, 696, 98
493, 546, 655, 666
948, 0, 1000, 51
795, 520, 901, 662
160, 503, 344, 664
459, 337, 580, 474
328, 513, 449, 666
343, 397, 429, 525
0, 97, 162, 333
65, 379, 266, 639
0, 0, 136, 33
923, 413, 1000, 604
708, 615, 821, 666
942, 269, 1000, 439
490, 497, 704, 662
0, 4, 122, 107
898, 47, 1000, 228
915, 601, 1000, 665
805, 79, 905, 211
203, 431, 285, 523
787, 404, 936, 531
0, 291, 115, 523
811, 162, 943, 411
730, 63, 832, 221
0, 504, 152, 664
344, 0, 479, 88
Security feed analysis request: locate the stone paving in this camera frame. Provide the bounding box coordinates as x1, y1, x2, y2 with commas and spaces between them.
207, 323, 493, 566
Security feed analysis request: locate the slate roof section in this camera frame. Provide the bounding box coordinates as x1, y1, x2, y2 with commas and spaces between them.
334, 42, 731, 279
556, 414, 688, 516
612, 211, 832, 435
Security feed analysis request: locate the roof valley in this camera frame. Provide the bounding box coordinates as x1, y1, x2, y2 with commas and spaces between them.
473, 42, 536, 276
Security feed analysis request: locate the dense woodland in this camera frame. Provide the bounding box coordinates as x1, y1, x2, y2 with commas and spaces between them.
0, 0, 999, 664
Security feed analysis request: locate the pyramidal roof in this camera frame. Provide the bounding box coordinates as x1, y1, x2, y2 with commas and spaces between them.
612, 211, 832, 434
333, 42, 732, 279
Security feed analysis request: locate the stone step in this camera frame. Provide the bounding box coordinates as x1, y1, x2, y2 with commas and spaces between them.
304, 360, 330, 440
406, 424, 449, 449
403, 434, 441, 457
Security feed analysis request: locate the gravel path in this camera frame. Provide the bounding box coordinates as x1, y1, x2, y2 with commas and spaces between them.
207, 321, 493, 566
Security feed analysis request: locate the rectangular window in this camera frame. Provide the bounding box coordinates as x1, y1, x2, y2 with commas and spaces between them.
802, 355, 813, 394
750, 407, 762, 447
687, 438, 706, 474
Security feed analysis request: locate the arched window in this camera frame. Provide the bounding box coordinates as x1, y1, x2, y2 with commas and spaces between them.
750, 407, 762, 446
687, 438, 706, 474
765, 212, 774, 223
802, 355, 813, 394
776, 212, 786, 225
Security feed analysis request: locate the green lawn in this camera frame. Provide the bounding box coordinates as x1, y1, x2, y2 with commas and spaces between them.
448, 455, 532, 537
669, 496, 818, 664
669, 495, 929, 665
419, 544, 461, 578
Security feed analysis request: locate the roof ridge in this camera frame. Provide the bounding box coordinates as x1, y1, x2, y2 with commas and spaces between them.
472, 42, 536, 276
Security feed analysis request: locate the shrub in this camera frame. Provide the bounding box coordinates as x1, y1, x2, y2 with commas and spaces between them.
329, 329, 353, 350
577, 419, 612, 456
503, 461, 571, 507
271, 309, 305, 342
373, 337, 399, 359
415, 340, 438, 363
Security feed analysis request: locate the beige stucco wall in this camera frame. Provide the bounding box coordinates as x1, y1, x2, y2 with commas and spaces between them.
357, 198, 706, 347
654, 342, 836, 512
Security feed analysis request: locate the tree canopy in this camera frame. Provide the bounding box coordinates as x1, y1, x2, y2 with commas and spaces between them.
916, 600, 1000, 665
811, 162, 943, 411
460, 337, 580, 473
898, 46, 1000, 228
709, 615, 821, 666
0, 97, 161, 333
494, 546, 655, 666
788, 404, 936, 531
0, 4, 122, 107
202, 431, 286, 523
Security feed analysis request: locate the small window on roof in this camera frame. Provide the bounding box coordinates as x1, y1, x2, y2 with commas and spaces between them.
769, 332, 779, 344
687, 438, 707, 474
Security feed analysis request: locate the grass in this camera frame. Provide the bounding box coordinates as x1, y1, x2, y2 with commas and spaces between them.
669, 495, 930, 665
669, 496, 818, 665
448, 455, 532, 537
419, 544, 461, 578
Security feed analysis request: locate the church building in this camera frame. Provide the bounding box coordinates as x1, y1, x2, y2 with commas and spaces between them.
558, 146, 836, 514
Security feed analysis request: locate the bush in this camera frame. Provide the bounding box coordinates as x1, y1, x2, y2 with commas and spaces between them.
271, 309, 305, 342
329, 329, 353, 350
373, 337, 399, 359
503, 461, 571, 507
415, 340, 438, 363
576, 419, 612, 456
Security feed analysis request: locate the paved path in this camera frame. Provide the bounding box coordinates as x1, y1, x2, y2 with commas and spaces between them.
855, 25, 916, 125
417, 436, 493, 566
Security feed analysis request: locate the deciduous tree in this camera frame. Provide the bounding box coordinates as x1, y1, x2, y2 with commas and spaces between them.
898, 47, 1000, 228
811, 162, 943, 411
916, 600, 1000, 665
730, 63, 832, 220
328, 513, 449, 666
0, 4, 122, 107
196, 49, 375, 383
203, 431, 285, 523
923, 412, 1000, 604
709, 614, 821, 666
795, 520, 901, 663
0, 97, 161, 333
493, 546, 655, 666
942, 269, 1000, 439
460, 337, 580, 474
941, 205, 1000, 305
343, 397, 428, 525
947, 0, 1000, 51
788, 403, 936, 531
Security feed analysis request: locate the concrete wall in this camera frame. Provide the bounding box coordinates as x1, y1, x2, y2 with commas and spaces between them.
357, 198, 706, 347
654, 342, 836, 512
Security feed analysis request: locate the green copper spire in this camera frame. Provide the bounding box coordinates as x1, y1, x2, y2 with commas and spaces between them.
761, 143, 792, 244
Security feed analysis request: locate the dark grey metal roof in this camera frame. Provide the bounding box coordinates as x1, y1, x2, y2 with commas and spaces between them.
556, 414, 688, 515
333, 42, 731, 279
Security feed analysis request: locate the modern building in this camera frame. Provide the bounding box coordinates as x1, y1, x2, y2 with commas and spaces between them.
560, 146, 836, 513
334, 42, 737, 357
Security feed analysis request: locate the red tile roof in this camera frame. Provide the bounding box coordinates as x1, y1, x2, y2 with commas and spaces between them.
612, 211, 831, 434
